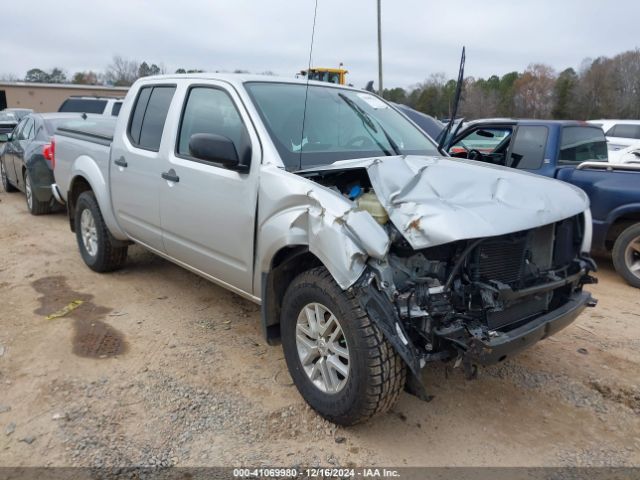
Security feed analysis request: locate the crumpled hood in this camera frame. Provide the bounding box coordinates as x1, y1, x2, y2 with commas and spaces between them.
301, 155, 590, 249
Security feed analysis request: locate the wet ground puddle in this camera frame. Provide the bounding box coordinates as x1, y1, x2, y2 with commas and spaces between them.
31, 276, 128, 358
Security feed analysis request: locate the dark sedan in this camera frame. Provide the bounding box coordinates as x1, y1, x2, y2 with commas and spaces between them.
0, 113, 86, 215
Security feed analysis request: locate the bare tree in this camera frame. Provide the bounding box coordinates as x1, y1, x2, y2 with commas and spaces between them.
0, 73, 19, 82
105, 55, 140, 86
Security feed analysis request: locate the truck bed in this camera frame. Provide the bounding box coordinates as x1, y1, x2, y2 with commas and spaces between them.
56, 116, 117, 146
53, 117, 116, 204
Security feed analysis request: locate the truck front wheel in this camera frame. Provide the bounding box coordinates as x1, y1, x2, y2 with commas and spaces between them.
281, 267, 406, 425
74, 191, 128, 272
612, 223, 640, 288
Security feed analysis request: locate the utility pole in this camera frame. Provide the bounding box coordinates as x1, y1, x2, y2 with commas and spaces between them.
377, 0, 383, 97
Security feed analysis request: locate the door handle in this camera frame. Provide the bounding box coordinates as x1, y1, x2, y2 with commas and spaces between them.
114, 157, 128, 168
161, 170, 179, 183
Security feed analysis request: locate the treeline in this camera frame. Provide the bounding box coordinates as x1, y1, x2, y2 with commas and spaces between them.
11, 49, 640, 120
15, 56, 266, 87
383, 48, 640, 120
20, 56, 174, 87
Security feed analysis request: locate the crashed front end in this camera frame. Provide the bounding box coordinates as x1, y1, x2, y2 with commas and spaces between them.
296, 156, 597, 386
359, 217, 596, 375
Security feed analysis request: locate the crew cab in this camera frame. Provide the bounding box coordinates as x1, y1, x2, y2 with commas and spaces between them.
51, 75, 596, 425
446, 120, 640, 288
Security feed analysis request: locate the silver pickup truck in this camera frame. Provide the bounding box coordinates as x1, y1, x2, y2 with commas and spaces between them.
51, 74, 597, 425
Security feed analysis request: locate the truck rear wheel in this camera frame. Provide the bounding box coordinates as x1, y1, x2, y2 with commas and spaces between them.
75, 191, 128, 272
612, 223, 640, 288
281, 267, 406, 425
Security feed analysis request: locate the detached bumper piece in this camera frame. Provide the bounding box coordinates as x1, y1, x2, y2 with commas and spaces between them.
435, 291, 595, 365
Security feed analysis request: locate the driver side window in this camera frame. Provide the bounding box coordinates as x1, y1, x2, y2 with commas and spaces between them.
177, 87, 249, 162
449, 127, 513, 164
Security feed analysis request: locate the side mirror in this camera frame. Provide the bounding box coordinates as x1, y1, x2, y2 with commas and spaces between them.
0, 133, 9, 143
188, 133, 249, 171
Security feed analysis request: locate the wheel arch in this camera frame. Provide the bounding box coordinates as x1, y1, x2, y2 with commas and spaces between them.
66, 167, 127, 240
604, 207, 640, 251
67, 175, 93, 232
260, 245, 324, 344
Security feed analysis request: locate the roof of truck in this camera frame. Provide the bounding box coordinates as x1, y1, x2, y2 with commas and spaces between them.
135, 73, 364, 91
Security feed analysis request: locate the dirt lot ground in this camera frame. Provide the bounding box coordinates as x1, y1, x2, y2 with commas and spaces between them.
0, 188, 639, 468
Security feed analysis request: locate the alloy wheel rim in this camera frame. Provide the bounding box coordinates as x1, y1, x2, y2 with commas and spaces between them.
295, 302, 350, 394
80, 209, 98, 257
625, 235, 640, 280
25, 174, 33, 209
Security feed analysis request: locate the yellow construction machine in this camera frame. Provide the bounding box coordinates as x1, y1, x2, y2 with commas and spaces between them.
299, 66, 349, 85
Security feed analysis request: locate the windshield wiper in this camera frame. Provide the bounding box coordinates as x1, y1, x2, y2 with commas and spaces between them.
338, 93, 401, 156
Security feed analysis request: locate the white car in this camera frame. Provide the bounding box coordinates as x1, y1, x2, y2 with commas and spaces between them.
58, 96, 124, 117
608, 143, 640, 164
589, 119, 640, 154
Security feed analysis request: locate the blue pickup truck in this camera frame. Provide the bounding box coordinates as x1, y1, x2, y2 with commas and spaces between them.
440, 119, 640, 288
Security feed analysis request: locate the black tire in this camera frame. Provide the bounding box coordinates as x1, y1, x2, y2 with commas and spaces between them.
281, 267, 406, 426
612, 223, 640, 288
1, 158, 17, 192
74, 191, 128, 272
24, 170, 51, 215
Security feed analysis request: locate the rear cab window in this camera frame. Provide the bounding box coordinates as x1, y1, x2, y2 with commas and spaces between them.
59, 99, 108, 114
559, 126, 608, 164
127, 86, 176, 151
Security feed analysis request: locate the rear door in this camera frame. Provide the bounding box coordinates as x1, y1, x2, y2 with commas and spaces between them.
159, 83, 260, 294
110, 85, 176, 252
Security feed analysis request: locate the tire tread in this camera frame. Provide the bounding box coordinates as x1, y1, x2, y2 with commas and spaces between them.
612, 223, 640, 288
283, 267, 406, 425
75, 191, 127, 272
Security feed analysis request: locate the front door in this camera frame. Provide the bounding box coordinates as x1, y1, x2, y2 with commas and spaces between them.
447, 125, 514, 166
110, 85, 176, 253
159, 84, 260, 294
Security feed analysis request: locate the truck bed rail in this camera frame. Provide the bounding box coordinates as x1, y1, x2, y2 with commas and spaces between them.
576, 161, 640, 172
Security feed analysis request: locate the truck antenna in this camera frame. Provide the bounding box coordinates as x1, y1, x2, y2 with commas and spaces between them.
299, 0, 319, 170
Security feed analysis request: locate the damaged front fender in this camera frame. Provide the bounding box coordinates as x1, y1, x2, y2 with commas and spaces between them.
256, 165, 390, 292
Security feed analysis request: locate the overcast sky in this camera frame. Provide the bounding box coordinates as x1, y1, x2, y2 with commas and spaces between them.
1, 0, 639, 89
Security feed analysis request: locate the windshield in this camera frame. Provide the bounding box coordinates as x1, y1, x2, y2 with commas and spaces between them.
245, 82, 439, 170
